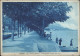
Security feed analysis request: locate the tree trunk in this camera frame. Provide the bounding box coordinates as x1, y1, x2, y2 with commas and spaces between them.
24, 25, 26, 35
20, 20, 21, 37
11, 19, 15, 41
25, 28, 26, 34
41, 18, 44, 36
29, 28, 30, 32
18, 19, 19, 38
21, 23, 22, 36
26, 26, 27, 33
28, 27, 29, 33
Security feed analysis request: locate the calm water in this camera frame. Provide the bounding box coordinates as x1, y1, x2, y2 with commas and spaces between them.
45, 30, 78, 48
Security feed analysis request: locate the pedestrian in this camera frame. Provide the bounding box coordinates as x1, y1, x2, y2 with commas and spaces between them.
43, 32, 46, 38
59, 38, 62, 46
49, 32, 52, 40
56, 37, 58, 44
70, 39, 73, 46
46, 34, 49, 39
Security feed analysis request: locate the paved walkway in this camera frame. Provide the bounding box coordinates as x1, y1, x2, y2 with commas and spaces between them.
3, 31, 61, 52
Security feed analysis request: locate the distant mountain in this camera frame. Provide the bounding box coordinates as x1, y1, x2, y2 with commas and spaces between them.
45, 23, 73, 30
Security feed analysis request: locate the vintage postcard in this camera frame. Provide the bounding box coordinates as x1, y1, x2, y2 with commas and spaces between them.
0, 0, 80, 56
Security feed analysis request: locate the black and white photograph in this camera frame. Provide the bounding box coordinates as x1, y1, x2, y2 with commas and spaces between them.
2, 1, 79, 53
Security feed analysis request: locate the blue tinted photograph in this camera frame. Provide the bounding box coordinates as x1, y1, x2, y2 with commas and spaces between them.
2, 2, 79, 52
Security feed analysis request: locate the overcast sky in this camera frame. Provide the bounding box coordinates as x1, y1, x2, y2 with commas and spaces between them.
52, 2, 79, 30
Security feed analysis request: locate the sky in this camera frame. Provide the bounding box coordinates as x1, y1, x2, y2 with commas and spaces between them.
49, 2, 79, 30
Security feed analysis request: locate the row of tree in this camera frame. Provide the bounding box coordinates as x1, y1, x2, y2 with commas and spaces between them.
3, 2, 72, 40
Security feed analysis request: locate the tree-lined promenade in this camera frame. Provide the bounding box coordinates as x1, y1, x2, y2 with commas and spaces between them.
3, 2, 72, 40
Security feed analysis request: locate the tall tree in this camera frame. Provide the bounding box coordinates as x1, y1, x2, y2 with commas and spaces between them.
3, 2, 72, 36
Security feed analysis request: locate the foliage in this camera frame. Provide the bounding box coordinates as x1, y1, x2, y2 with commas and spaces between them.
3, 2, 72, 31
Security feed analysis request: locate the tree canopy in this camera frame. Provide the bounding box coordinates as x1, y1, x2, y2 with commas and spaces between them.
3, 2, 72, 32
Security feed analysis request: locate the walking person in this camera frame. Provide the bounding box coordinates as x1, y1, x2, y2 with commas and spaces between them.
46, 34, 49, 39
70, 39, 73, 46
56, 37, 58, 44
49, 32, 52, 40
59, 38, 62, 46
43, 32, 46, 38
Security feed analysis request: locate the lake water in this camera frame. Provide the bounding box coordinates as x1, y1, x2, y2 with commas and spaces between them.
44, 30, 78, 48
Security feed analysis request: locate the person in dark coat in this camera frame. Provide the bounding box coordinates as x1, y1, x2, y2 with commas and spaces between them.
56, 37, 58, 44
46, 34, 49, 39
70, 39, 73, 46
43, 32, 46, 38
49, 32, 52, 40
59, 38, 62, 46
